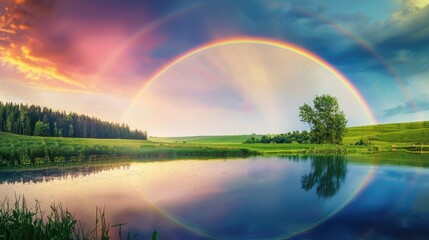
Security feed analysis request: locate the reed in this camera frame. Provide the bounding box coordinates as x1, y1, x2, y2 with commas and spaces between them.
0, 196, 139, 240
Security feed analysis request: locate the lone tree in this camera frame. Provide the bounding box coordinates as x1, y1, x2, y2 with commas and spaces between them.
299, 95, 347, 144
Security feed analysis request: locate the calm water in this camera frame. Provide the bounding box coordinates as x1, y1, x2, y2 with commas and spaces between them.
1, 156, 429, 240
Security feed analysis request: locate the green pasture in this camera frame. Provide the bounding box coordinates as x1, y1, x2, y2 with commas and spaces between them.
0, 132, 255, 168
152, 120, 429, 149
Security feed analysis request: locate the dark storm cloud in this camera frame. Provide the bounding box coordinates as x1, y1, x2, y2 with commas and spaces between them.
239, 1, 424, 77
149, 0, 385, 74
368, 6, 429, 77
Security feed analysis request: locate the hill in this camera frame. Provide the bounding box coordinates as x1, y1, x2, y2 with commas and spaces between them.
344, 121, 429, 145
152, 120, 429, 146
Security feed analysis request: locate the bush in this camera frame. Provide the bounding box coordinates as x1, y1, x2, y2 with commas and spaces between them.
53, 156, 66, 163
19, 154, 31, 166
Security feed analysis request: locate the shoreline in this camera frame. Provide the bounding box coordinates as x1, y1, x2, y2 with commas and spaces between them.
1, 149, 428, 172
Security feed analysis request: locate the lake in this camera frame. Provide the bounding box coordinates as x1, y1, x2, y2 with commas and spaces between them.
1, 155, 429, 239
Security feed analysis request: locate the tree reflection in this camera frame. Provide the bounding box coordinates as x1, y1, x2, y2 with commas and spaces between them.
0, 163, 130, 184
300, 155, 348, 198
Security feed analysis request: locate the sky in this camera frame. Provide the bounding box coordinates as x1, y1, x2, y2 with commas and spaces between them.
1, 0, 429, 136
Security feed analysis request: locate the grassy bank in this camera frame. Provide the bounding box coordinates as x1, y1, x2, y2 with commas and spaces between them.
0, 132, 256, 168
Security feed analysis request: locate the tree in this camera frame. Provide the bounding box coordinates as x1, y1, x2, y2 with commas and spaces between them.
299, 95, 347, 144
34, 121, 50, 137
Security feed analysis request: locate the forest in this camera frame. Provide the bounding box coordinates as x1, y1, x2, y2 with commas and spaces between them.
0, 101, 147, 140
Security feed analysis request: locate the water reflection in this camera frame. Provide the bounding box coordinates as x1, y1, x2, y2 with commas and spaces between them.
2, 156, 428, 239
134, 157, 361, 239
0, 163, 130, 184
300, 155, 348, 198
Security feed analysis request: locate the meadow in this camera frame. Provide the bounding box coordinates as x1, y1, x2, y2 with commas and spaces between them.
153, 121, 429, 153
0, 132, 255, 168
0, 120, 428, 168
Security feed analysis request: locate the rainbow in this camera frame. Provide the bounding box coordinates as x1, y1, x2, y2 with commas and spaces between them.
123, 37, 377, 125
94, 2, 203, 82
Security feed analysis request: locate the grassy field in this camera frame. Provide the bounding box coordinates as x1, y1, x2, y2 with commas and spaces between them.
1, 120, 428, 168
344, 121, 429, 145
152, 120, 429, 153
153, 121, 429, 145
0, 132, 256, 168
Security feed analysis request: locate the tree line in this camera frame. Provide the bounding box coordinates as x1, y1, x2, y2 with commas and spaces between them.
244, 131, 312, 144
0, 101, 147, 139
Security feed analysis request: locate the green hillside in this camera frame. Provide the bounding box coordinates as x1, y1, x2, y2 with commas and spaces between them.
152, 121, 429, 146
344, 121, 429, 145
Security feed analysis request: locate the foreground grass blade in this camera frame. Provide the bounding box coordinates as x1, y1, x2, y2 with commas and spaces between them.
0, 196, 142, 240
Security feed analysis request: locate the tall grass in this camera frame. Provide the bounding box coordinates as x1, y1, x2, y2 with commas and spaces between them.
0, 196, 139, 240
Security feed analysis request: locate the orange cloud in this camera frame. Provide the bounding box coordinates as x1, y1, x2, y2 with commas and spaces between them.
0, 1, 87, 90
0, 0, 168, 96
0, 44, 86, 88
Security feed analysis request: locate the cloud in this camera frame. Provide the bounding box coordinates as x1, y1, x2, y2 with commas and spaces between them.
146, 1, 390, 78
0, 0, 167, 94
365, 4, 429, 76
158, 0, 426, 83
276, 1, 429, 79
381, 100, 429, 118
0, 0, 85, 89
